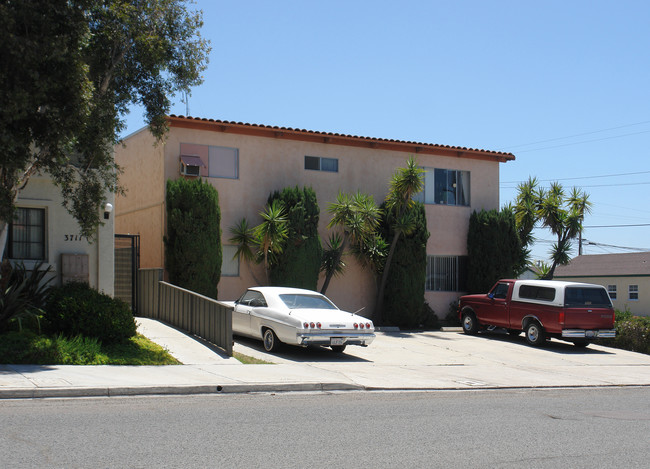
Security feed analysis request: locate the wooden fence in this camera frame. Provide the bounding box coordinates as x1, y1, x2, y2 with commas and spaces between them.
137, 268, 233, 356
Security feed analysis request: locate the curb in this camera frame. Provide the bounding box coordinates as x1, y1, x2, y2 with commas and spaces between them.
0, 382, 366, 399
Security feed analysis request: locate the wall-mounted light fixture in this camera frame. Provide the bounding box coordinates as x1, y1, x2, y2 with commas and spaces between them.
103, 203, 113, 220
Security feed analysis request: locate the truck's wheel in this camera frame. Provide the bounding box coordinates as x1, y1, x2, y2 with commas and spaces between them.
525, 322, 545, 346
462, 312, 479, 335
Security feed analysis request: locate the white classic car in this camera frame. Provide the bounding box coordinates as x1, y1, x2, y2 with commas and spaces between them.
226, 287, 375, 353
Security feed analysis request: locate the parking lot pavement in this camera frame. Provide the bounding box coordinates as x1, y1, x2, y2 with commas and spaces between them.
233, 329, 650, 390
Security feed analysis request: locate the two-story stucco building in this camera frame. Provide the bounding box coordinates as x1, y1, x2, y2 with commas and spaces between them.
114, 115, 514, 317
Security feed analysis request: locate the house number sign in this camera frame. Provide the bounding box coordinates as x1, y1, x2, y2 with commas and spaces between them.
64, 234, 87, 241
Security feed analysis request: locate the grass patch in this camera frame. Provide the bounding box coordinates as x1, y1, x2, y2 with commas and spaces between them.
233, 351, 273, 364
0, 331, 180, 365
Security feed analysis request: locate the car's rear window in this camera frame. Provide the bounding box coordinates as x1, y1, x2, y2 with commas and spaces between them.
279, 294, 338, 310
564, 287, 612, 307
519, 285, 556, 302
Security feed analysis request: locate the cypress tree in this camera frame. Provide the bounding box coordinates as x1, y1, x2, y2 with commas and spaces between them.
164, 178, 222, 298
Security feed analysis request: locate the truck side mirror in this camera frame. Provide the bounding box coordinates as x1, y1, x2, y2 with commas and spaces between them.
488, 293, 495, 299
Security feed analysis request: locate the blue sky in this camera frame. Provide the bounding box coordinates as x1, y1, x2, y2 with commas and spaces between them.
123, 0, 650, 261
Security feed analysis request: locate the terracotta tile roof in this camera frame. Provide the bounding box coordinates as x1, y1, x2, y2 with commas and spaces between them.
167, 115, 515, 163
554, 252, 650, 277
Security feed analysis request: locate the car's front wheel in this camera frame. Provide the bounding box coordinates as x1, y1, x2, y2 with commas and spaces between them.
262, 328, 281, 352
462, 312, 479, 335
525, 322, 545, 346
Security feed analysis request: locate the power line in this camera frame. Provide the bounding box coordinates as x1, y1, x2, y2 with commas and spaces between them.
513, 129, 650, 153
584, 223, 650, 228
501, 170, 650, 185
495, 120, 650, 151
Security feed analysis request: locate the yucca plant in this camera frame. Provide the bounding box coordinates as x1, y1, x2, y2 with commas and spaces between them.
0, 261, 54, 332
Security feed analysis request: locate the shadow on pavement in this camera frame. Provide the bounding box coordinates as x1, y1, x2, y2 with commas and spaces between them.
234, 335, 372, 363
477, 329, 615, 355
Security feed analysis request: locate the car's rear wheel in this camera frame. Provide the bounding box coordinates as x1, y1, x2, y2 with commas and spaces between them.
262, 328, 281, 352
331, 345, 347, 353
525, 321, 545, 346
462, 312, 479, 335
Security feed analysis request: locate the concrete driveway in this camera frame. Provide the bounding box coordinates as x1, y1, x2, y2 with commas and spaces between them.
234, 328, 650, 390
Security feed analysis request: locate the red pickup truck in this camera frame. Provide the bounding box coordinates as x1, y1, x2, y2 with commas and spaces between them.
458, 279, 616, 347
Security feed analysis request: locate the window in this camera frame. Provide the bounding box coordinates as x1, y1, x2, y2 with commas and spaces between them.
221, 245, 239, 277
629, 285, 639, 301
425, 255, 467, 292
415, 168, 470, 206
490, 282, 510, 299
519, 285, 556, 302
565, 287, 612, 307
237, 290, 267, 307
7, 207, 46, 260
305, 156, 338, 172
607, 285, 617, 300
209, 146, 238, 178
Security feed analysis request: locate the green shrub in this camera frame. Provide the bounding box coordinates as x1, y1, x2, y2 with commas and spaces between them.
43, 282, 136, 344
610, 316, 650, 355
380, 202, 429, 328
467, 208, 523, 293
268, 186, 322, 290
165, 178, 222, 298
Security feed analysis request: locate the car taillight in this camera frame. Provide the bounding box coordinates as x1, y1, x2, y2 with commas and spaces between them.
360, 323, 365, 329
303, 322, 309, 329
366, 322, 372, 329
310, 322, 315, 328
316, 322, 321, 329
354, 323, 359, 329
559, 312, 565, 326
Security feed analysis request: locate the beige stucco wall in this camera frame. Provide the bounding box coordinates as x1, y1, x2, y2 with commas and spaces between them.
116, 125, 503, 317
14, 174, 114, 294
555, 276, 650, 316
115, 129, 166, 270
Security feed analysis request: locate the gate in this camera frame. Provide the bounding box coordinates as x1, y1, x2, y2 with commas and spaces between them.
114, 234, 140, 312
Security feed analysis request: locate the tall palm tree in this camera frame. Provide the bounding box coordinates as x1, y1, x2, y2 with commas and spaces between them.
513, 179, 591, 279
320, 191, 381, 294
254, 200, 288, 284
374, 156, 424, 322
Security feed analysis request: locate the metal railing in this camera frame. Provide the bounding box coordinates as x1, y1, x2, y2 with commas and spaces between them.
137, 268, 233, 356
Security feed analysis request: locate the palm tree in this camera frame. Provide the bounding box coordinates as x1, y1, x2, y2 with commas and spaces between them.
513, 179, 591, 280
374, 156, 424, 322
228, 218, 263, 286
254, 200, 288, 284
320, 191, 381, 294
539, 183, 591, 279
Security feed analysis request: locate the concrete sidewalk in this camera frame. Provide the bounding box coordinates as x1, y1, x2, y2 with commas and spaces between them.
1, 317, 650, 399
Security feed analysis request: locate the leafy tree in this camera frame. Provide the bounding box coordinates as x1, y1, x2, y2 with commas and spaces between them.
374, 156, 424, 322
320, 192, 381, 295
380, 202, 429, 328
513, 178, 591, 279
268, 187, 322, 290
466, 208, 523, 293
164, 178, 221, 299
0, 0, 209, 258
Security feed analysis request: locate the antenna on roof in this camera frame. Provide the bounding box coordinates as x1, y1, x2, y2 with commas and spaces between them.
181, 91, 190, 116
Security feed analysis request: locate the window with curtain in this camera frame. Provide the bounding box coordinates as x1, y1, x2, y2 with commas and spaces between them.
415, 168, 470, 206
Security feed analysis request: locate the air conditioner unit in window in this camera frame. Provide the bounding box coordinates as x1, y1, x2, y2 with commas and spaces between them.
180, 162, 201, 176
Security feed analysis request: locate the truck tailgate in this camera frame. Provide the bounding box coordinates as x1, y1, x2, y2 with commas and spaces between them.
563, 307, 615, 329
